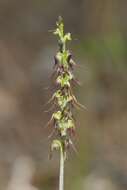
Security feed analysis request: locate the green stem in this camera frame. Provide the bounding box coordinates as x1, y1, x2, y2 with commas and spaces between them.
59, 148, 64, 190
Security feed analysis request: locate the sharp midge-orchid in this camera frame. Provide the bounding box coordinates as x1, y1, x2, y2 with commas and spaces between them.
47, 17, 84, 190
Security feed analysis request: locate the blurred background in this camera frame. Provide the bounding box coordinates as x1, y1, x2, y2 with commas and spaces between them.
0, 0, 127, 189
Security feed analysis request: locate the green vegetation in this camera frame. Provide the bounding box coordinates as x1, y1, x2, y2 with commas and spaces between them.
47, 17, 83, 190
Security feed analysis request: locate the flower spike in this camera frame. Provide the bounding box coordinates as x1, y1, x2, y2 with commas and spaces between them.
47, 17, 84, 190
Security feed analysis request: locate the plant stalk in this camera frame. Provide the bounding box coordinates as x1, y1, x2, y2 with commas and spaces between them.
59, 148, 64, 190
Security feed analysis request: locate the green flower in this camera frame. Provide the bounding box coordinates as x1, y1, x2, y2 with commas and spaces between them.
57, 118, 75, 137
53, 111, 62, 120
56, 72, 73, 87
